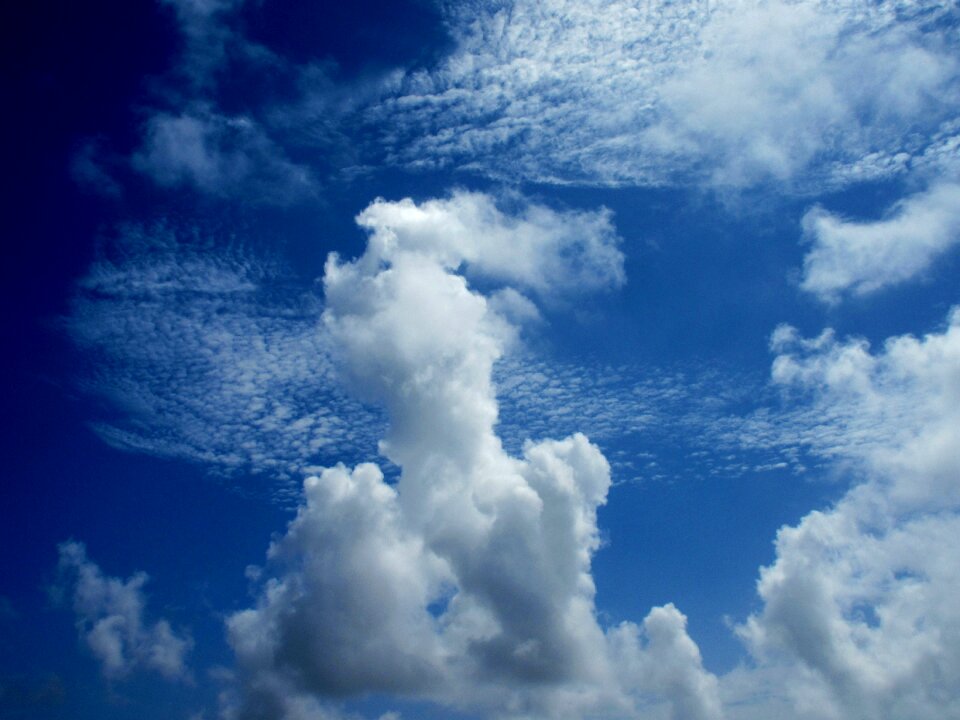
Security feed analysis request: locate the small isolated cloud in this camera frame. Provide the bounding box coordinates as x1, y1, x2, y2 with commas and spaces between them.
132, 108, 318, 204
127, 0, 332, 204
800, 182, 960, 301
70, 210, 783, 495
225, 191, 719, 719
56, 541, 192, 681
729, 308, 960, 719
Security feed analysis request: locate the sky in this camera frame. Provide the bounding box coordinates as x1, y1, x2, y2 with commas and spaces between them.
2, 0, 960, 718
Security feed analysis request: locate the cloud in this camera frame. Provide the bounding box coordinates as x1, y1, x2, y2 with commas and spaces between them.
73, 214, 854, 512
132, 108, 318, 203
159, 0, 247, 91
644, 2, 958, 189
610, 605, 723, 720
122, 0, 333, 203
353, 191, 624, 297
66, 194, 627, 495
124, 0, 960, 201
729, 308, 960, 719
225, 191, 720, 719
56, 541, 192, 681
800, 182, 960, 301
67, 222, 382, 497
371, 0, 959, 189
98, 0, 960, 201
68, 216, 811, 496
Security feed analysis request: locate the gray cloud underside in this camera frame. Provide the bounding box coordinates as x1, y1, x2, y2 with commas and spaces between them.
724, 307, 960, 720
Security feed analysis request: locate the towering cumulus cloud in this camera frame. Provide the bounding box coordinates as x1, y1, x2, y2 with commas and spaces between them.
225, 192, 719, 719
729, 311, 960, 719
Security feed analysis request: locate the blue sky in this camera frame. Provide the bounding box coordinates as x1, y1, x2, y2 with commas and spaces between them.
3, 1, 960, 718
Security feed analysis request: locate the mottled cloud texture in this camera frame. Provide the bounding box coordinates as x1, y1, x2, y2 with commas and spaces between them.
67, 223, 379, 498
374, 0, 959, 190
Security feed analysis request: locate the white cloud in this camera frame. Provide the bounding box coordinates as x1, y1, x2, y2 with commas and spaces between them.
133, 0, 960, 198
64, 196, 625, 492
800, 182, 960, 301
227, 462, 449, 698
159, 0, 247, 91
611, 605, 723, 720
226, 191, 720, 719
133, 108, 318, 203
68, 218, 808, 496
56, 541, 192, 681
646, 2, 958, 189
353, 191, 625, 297
109, 0, 960, 200
729, 308, 960, 719
67, 222, 381, 498
372, 0, 960, 189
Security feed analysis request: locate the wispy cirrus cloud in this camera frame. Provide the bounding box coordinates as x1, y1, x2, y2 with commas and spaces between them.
55, 541, 192, 681
132, 106, 319, 203
372, 0, 960, 190
67, 214, 863, 499
98, 0, 960, 201
67, 222, 382, 498
67, 213, 833, 497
